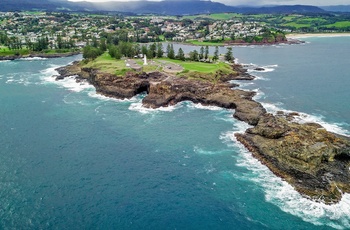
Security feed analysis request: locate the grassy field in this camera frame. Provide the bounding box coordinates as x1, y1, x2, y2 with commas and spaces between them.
82, 52, 130, 75
160, 58, 235, 83
161, 58, 230, 73
0, 47, 30, 56
325, 21, 350, 28
186, 40, 224, 46
82, 52, 234, 83
283, 22, 311, 28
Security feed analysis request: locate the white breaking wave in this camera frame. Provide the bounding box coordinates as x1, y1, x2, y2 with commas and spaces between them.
46, 74, 94, 93
40, 65, 94, 93
187, 101, 225, 111
88, 91, 139, 103
220, 128, 350, 230
252, 88, 266, 100
19, 57, 47, 61
129, 101, 180, 114
40, 65, 61, 82
193, 146, 231, 155
260, 101, 350, 137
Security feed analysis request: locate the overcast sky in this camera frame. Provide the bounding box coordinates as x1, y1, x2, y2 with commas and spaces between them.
68, 0, 350, 6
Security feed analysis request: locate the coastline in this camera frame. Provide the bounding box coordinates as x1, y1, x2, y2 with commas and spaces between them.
0, 51, 81, 61
286, 32, 350, 39
53, 59, 350, 204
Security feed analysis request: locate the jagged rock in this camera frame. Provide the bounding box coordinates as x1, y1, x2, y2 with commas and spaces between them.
236, 113, 350, 203
254, 67, 265, 71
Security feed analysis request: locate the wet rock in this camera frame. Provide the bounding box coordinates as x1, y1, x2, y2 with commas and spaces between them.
236, 113, 350, 204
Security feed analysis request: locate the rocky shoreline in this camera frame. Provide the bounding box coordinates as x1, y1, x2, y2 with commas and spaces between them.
55, 60, 350, 204
0, 51, 81, 61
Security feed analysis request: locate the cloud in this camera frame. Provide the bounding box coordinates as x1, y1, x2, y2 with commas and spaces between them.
67, 0, 350, 6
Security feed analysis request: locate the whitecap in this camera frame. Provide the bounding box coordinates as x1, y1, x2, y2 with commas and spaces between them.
260, 102, 350, 136
88, 91, 139, 103
252, 88, 266, 100
39, 65, 61, 83
128, 101, 179, 114
19, 57, 47, 61
55, 76, 94, 92
193, 146, 230, 155
186, 101, 224, 111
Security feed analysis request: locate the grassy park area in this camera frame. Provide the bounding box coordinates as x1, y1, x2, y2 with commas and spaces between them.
82, 52, 235, 83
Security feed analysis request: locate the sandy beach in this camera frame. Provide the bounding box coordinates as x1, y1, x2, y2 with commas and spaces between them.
286, 33, 350, 39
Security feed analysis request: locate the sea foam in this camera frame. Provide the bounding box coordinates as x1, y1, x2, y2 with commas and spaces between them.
260, 101, 350, 137
129, 101, 179, 114
19, 57, 47, 61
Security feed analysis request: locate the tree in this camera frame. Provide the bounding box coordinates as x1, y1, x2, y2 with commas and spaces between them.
156, 43, 163, 58
225, 47, 234, 62
108, 45, 122, 59
57, 35, 63, 49
230, 32, 235, 41
189, 50, 199, 61
92, 37, 99, 48
204, 45, 209, 60
212, 46, 219, 62
83, 45, 103, 60
167, 43, 175, 59
99, 38, 107, 52
176, 48, 185, 61
199, 46, 204, 60
149, 43, 157, 58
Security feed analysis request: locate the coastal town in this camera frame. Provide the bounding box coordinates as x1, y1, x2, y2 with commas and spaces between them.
0, 11, 286, 51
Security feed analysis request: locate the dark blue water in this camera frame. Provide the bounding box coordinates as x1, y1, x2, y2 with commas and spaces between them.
0, 37, 349, 230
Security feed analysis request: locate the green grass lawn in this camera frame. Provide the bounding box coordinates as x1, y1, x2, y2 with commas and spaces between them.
282, 16, 298, 21
82, 52, 130, 75
325, 21, 350, 28
0, 47, 30, 56
283, 22, 311, 28
161, 58, 229, 73
187, 40, 224, 46
159, 58, 235, 83
82, 52, 235, 83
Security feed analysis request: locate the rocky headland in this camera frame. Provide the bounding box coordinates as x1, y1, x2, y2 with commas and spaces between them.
0, 51, 81, 61
55, 60, 350, 204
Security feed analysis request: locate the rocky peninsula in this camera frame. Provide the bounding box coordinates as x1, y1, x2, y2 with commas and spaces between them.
55, 60, 350, 204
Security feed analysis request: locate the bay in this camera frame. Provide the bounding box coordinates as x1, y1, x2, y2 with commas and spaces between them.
0, 37, 349, 229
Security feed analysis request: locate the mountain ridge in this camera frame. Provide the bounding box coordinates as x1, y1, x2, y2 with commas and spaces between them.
0, 0, 347, 15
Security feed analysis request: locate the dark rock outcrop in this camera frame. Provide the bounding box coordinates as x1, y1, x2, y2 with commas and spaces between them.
61, 63, 266, 125
236, 113, 350, 203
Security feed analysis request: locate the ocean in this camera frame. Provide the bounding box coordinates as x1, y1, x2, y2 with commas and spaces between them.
0, 37, 349, 229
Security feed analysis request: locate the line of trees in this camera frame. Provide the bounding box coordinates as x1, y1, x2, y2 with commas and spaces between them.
83, 34, 235, 64
0, 32, 76, 52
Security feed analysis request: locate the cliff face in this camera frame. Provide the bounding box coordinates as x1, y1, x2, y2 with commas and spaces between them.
55, 61, 350, 204
55, 62, 266, 126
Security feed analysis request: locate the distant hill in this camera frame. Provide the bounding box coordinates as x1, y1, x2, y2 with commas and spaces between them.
321, 5, 350, 12
0, 0, 328, 15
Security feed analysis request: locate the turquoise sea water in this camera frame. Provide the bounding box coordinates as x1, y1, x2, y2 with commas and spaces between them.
0, 37, 350, 229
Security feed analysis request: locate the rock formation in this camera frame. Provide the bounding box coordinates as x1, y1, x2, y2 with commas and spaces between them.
236, 113, 350, 203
